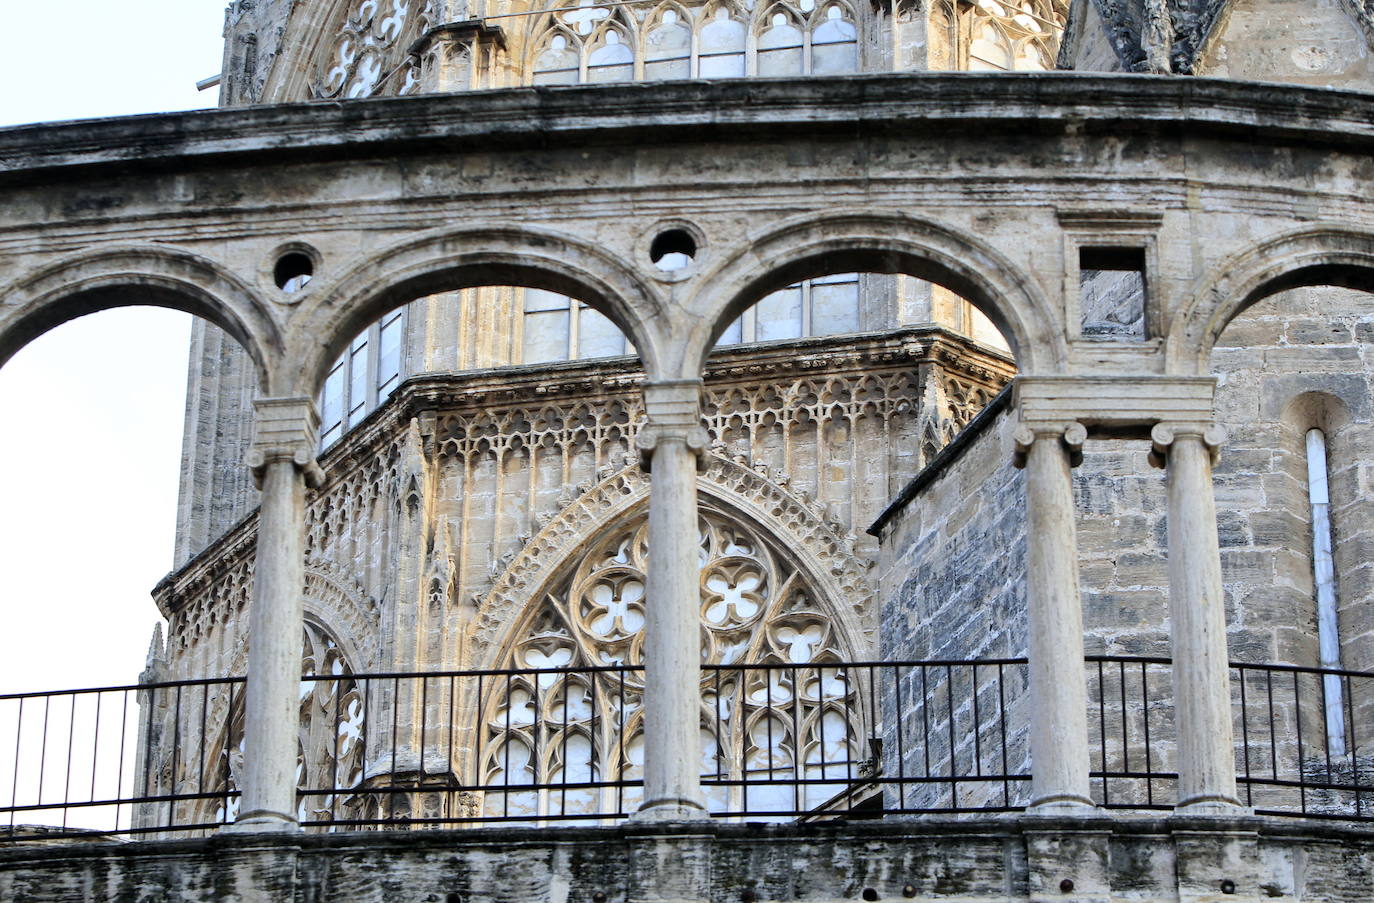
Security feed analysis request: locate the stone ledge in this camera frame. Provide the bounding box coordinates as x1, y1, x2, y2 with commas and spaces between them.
4, 74, 1374, 183
3, 814, 1372, 902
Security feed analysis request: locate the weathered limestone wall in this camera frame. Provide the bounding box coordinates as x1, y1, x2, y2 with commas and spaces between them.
3, 817, 1372, 903
875, 394, 1027, 665
1199, 0, 1374, 89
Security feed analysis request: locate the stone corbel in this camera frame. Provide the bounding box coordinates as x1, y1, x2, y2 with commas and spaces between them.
1012, 421, 1087, 470
246, 397, 326, 490
1149, 422, 1227, 470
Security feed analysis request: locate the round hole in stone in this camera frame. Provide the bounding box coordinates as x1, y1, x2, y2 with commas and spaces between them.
274, 251, 315, 292
861, 890, 879, 902
650, 229, 697, 272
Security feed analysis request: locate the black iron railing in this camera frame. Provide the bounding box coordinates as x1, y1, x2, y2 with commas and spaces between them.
3, 657, 1372, 841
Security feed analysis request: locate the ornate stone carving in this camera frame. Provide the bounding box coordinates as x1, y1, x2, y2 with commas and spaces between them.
314, 0, 437, 99
480, 499, 865, 819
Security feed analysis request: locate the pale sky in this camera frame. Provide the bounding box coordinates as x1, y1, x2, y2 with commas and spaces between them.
0, 3, 228, 693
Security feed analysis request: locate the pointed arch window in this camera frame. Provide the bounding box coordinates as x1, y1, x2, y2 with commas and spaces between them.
810, 4, 859, 74
205, 619, 366, 826
699, 7, 749, 77
757, 9, 805, 76
644, 7, 693, 80
482, 506, 862, 820
587, 23, 636, 83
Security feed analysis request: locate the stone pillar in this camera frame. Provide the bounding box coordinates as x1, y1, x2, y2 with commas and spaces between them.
228, 398, 325, 833
1151, 423, 1242, 812
633, 380, 709, 821
1014, 422, 1094, 811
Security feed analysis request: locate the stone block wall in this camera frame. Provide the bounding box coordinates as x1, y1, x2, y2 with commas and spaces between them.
873, 284, 1374, 813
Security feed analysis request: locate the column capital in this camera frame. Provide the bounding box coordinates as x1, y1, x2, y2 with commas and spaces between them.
1148, 422, 1227, 469
246, 397, 326, 490
638, 380, 709, 472
1012, 420, 1086, 469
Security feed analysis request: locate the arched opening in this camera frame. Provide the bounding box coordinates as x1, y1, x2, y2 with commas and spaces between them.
0, 277, 270, 837
704, 262, 1015, 539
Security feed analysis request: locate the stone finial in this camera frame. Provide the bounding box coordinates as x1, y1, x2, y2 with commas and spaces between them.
1148, 421, 1227, 469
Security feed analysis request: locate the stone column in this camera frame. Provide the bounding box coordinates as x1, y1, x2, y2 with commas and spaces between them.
228, 398, 325, 832
1014, 422, 1095, 810
633, 380, 709, 821
1151, 423, 1242, 812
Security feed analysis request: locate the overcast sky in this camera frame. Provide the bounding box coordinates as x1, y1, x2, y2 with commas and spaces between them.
0, 3, 228, 693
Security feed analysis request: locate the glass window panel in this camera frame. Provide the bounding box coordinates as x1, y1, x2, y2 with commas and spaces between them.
699, 52, 746, 78
525, 289, 572, 313
646, 56, 691, 80
756, 287, 803, 341
523, 309, 571, 363
378, 317, 402, 386
349, 342, 370, 411
348, 400, 367, 428
811, 9, 858, 75
577, 306, 626, 358
715, 317, 743, 347
810, 278, 861, 336
322, 360, 345, 435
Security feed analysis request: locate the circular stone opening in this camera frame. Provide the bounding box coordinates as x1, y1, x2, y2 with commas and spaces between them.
273, 251, 315, 292
649, 228, 697, 272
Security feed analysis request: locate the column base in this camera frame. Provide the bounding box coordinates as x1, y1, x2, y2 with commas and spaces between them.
1174, 796, 1247, 817
225, 810, 300, 833
632, 797, 709, 823
1027, 794, 1098, 815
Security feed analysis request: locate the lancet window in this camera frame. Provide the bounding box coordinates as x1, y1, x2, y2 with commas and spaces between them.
528, 0, 860, 85
482, 506, 862, 820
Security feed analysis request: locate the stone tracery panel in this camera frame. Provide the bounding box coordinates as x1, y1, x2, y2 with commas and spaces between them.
481, 504, 863, 819
314, 0, 437, 99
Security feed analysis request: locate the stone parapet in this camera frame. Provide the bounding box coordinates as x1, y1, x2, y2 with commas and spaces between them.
2, 816, 1371, 902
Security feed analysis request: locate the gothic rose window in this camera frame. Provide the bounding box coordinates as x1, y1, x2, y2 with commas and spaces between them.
482, 506, 862, 820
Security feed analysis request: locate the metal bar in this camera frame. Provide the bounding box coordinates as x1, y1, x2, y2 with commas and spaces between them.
1140, 661, 1154, 808
997, 663, 1010, 808
1097, 658, 1107, 805
1238, 666, 1252, 808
